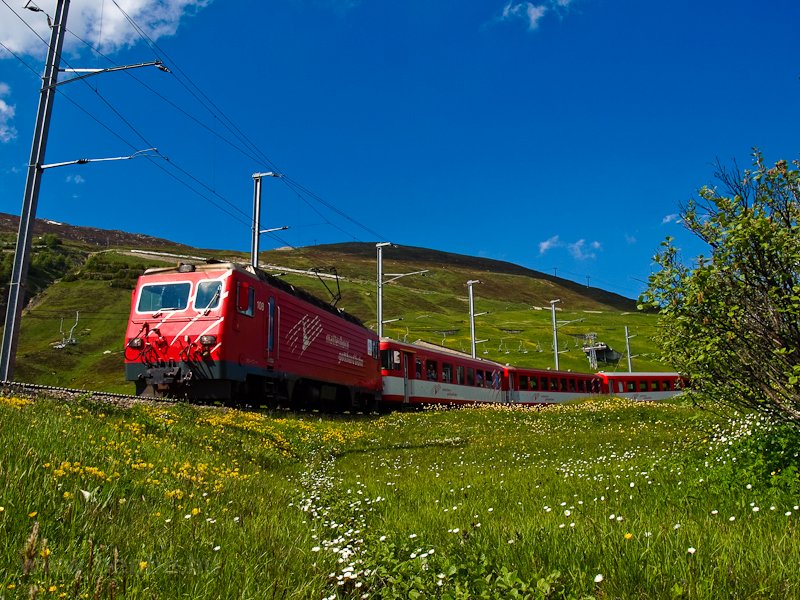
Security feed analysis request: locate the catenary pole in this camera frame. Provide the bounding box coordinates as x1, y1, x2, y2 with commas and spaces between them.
0, 0, 71, 381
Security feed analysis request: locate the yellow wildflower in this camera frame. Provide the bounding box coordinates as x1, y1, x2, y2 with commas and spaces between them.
28, 511, 38, 518
624, 532, 633, 540
139, 561, 148, 570
191, 507, 201, 516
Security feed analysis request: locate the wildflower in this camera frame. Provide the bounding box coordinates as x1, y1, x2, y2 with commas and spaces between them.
0, 506, 4, 513
687, 547, 696, 555
379, 535, 387, 542
139, 561, 148, 570
624, 533, 633, 540
40, 548, 51, 558
564, 509, 571, 517
213, 546, 221, 551
786, 512, 792, 517
673, 523, 680, 530
594, 574, 604, 583
48, 586, 57, 592
729, 516, 736, 522
746, 484, 752, 490
312, 546, 321, 552
409, 533, 417, 539
711, 509, 718, 515
752, 506, 760, 512
63, 492, 72, 500
191, 507, 201, 516
28, 511, 37, 518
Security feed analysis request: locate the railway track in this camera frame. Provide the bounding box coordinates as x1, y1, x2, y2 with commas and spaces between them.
0, 380, 164, 408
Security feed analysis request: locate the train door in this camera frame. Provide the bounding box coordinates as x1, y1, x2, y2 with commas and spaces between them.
507, 371, 517, 404
402, 352, 411, 405
266, 296, 278, 364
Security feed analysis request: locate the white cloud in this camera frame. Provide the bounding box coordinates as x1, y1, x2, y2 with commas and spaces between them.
0, 0, 211, 58
624, 234, 637, 244
538, 234, 561, 255
66, 174, 85, 184
0, 82, 16, 143
568, 239, 599, 260
662, 213, 680, 224
501, 2, 548, 30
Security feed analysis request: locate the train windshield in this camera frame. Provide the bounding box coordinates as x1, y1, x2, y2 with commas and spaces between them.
195, 280, 222, 311
137, 282, 191, 313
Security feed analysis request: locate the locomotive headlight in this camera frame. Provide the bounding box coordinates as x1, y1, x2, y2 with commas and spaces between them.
199, 335, 217, 346
128, 338, 144, 349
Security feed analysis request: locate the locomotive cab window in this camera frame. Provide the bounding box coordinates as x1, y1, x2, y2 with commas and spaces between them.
237, 281, 255, 317
137, 282, 191, 313
195, 280, 222, 312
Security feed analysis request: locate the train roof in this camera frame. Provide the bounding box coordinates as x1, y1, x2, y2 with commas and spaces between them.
141, 261, 370, 330
382, 338, 507, 368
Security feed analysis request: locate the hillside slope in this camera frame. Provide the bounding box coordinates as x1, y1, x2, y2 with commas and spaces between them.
0, 214, 666, 391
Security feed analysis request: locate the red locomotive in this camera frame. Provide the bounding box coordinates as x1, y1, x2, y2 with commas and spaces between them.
124, 262, 381, 408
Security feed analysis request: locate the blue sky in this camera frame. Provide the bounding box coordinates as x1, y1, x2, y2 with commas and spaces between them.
1, 0, 798, 299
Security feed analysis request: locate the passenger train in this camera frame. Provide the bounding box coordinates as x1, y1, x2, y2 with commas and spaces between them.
124, 261, 683, 408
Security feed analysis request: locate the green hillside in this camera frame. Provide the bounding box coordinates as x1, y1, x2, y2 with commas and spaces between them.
0, 215, 670, 392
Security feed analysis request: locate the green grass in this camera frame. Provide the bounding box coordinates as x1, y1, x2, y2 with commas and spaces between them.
1, 395, 798, 598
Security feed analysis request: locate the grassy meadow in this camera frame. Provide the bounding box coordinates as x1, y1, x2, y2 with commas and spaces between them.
1, 394, 799, 599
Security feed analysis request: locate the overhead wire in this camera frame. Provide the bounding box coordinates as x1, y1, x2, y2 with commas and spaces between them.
4, 0, 388, 246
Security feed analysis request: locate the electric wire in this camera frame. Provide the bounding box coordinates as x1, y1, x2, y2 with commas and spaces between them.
3, 0, 388, 246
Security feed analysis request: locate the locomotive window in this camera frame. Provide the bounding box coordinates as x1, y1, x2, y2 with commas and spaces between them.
568, 378, 576, 392
626, 381, 636, 392
639, 381, 648, 392
456, 365, 465, 385
195, 280, 222, 311
426, 360, 438, 381
467, 368, 475, 386
662, 380, 671, 391
530, 376, 538, 391
237, 282, 255, 317
137, 282, 190, 313
442, 363, 453, 383
476, 370, 484, 386
577, 379, 585, 393
559, 378, 567, 392
381, 350, 401, 370
519, 375, 529, 391
550, 377, 558, 391
267, 297, 276, 352
651, 381, 659, 391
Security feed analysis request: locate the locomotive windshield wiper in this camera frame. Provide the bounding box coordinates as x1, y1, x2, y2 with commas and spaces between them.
202, 287, 221, 316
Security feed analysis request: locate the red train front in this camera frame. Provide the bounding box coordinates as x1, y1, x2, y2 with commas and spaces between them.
124, 262, 381, 408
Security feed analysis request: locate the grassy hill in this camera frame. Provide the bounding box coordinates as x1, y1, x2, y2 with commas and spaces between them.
0, 214, 669, 392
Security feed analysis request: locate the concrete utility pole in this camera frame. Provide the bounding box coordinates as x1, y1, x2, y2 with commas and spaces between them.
376, 242, 427, 338
467, 280, 484, 358
625, 325, 636, 372
550, 299, 561, 370
0, 0, 168, 381
251, 172, 284, 269
0, 0, 70, 381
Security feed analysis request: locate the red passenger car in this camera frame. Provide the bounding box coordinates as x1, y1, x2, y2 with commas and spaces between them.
507, 367, 603, 405
380, 339, 509, 407
124, 262, 381, 408
595, 372, 684, 401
